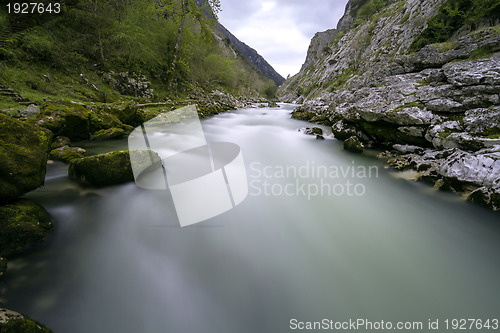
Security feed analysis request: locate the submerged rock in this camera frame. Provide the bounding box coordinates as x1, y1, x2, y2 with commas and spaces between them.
68, 151, 134, 187
0, 199, 53, 256
0, 308, 53, 332
0, 113, 52, 202
344, 136, 364, 153
300, 127, 323, 136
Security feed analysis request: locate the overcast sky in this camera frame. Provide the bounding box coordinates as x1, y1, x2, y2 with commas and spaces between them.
218, 0, 349, 78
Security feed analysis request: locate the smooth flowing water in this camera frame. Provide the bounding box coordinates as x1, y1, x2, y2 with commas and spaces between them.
2, 104, 500, 333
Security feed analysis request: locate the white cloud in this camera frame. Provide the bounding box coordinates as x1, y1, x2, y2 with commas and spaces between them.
218, 0, 349, 77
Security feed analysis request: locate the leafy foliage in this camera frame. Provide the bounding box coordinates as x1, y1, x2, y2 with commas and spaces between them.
410, 0, 500, 52
349, 0, 388, 25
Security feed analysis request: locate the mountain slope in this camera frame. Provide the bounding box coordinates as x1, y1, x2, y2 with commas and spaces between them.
215, 22, 284, 86
0, 0, 278, 105
278, 0, 500, 209
193, 0, 284, 86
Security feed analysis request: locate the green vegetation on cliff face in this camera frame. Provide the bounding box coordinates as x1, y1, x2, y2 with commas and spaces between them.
0, 0, 276, 104
350, 0, 388, 23
410, 0, 500, 51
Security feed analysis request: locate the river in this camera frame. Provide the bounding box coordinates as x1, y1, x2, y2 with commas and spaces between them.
2, 104, 500, 332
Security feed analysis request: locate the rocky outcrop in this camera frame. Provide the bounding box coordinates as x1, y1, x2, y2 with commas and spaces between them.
301, 29, 339, 71
279, 0, 500, 209
386, 147, 500, 209
0, 308, 53, 332
103, 72, 154, 99
0, 113, 52, 202
68, 151, 134, 187
16, 104, 40, 118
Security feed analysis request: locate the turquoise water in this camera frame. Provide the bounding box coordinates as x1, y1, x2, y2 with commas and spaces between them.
2, 104, 500, 332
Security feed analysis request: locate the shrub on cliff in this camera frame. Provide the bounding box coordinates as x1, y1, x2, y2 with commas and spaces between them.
410, 0, 500, 52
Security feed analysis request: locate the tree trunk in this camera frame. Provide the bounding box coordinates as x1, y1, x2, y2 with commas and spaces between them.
169, 0, 188, 88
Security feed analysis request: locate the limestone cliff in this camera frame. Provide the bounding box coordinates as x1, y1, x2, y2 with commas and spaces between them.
279, 0, 500, 209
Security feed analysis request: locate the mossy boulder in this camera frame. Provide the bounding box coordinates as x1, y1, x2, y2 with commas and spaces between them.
68, 151, 134, 187
344, 136, 364, 153
48, 146, 89, 164
50, 136, 71, 150
0, 113, 52, 202
310, 115, 333, 126
291, 110, 316, 121
0, 308, 53, 333
310, 127, 323, 135
36, 102, 90, 141
0, 199, 54, 256
108, 103, 144, 126
89, 107, 127, 133
91, 128, 127, 141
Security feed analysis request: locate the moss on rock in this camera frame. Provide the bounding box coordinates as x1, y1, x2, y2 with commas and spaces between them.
68, 151, 134, 187
36, 102, 90, 141
89, 107, 127, 133
0, 113, 52, 202
291, 110, 316, 121
50, 136, 71, 150
91, 128, 127, 141
108, 103, 144, 126
48, 146, 89, 164
0, 308, 53, 333
0, 199, 53, 256
344, 136, 365, 153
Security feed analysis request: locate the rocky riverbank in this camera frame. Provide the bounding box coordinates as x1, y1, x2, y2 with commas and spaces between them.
279, 0, 500, 210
